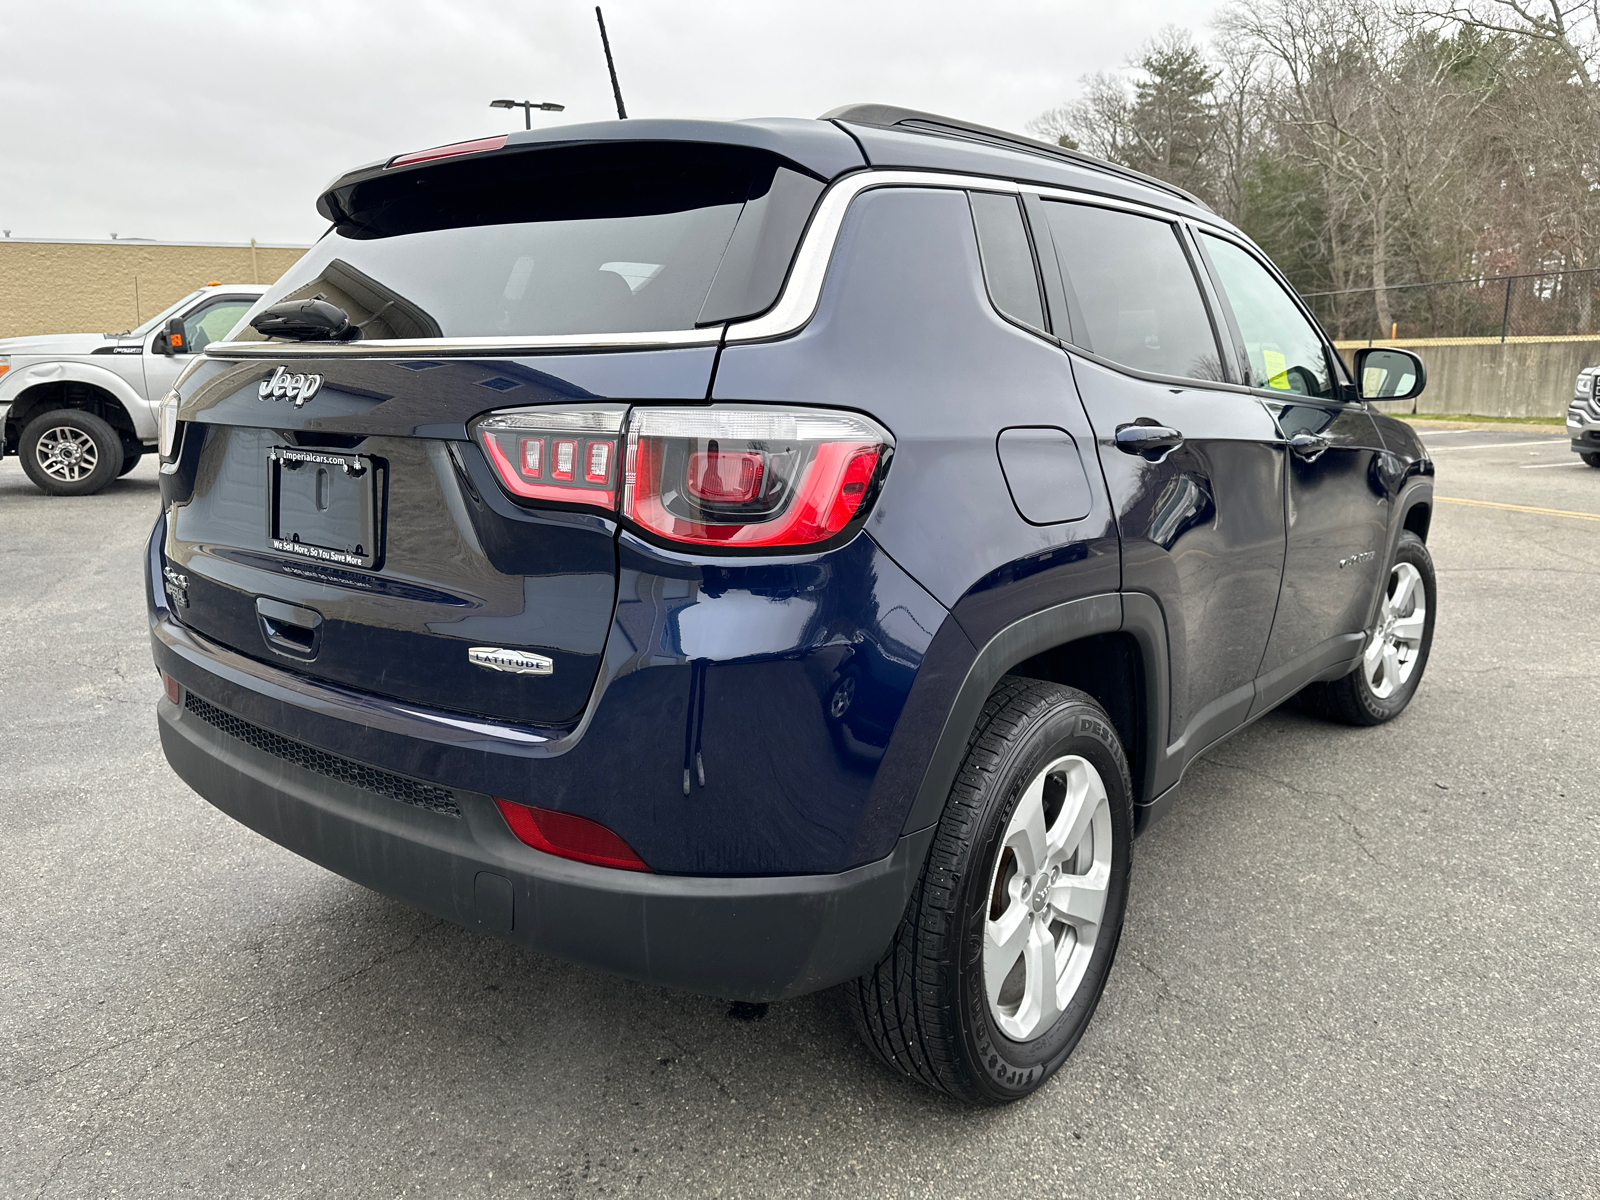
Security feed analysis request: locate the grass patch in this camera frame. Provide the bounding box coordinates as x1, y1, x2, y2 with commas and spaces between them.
1403, 412, 1566, 426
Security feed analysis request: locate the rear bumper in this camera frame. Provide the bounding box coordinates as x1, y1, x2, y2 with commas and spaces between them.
158, 689, 932, 1001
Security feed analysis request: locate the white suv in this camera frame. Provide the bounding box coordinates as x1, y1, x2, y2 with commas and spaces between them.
1570, 366, 1600, 467
0, 284, 265, 495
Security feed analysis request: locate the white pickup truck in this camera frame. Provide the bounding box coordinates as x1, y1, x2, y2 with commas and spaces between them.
0, 284, 265, 495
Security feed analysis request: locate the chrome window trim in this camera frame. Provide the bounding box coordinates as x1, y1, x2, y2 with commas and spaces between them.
204, 327, 725, 360
726, 169, 1245, 344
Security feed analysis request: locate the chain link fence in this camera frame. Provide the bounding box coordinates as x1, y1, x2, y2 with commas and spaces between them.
1302, 268, 1600, 341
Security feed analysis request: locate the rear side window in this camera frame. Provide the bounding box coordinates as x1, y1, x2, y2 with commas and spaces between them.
1041, 201, 1224, 383
1200, 234, 1336, 398
969, 191, 1046, 332
240, 143, 822, 340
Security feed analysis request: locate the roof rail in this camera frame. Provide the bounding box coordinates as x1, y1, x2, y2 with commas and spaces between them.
820, 104, 1210, 212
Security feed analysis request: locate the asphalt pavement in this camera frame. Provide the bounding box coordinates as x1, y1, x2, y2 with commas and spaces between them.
3, 423, 1597, 1198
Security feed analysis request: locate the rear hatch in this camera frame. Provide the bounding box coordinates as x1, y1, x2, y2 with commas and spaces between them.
161, 136, 832, 726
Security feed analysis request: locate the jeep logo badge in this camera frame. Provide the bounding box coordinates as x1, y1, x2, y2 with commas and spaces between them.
259, 366, 324, 408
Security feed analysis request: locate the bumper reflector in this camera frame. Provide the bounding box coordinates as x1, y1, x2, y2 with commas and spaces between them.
493, 798, 651, 872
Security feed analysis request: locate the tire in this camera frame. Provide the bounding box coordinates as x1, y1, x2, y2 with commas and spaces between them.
1581, 451, 1600, 468
846, 677, 1133, 1105
117, 447, 143, 476
1299, 531, 1436, 726
19, 410, 124, 496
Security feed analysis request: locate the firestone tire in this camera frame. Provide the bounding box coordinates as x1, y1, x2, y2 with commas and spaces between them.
19, 409, 124, 496
1299, 531, 1436, 726
846, 677, 1133, 1105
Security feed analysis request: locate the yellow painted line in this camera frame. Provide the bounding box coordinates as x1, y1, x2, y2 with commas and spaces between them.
1426, 439, 1567, 451
1438, 496, 1600, 522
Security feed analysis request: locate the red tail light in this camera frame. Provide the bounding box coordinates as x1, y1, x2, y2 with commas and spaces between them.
388, 134, 508, 168
472, 404, 893, 551
623, 407, 892, 549
473, 408, 625, 512
494, 798, 651, 872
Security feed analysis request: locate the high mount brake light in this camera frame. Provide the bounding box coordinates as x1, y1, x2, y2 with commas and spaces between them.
494, 798, 651, 872
473, 404, 893, 550
624, 407, 892, 550
473, 408, 625, 511
388, 134, 508, 168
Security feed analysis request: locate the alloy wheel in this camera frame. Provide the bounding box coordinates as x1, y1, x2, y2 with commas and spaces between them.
984, 754, 1113, 1042
1362, 561, 1427, 699
34, 425, 100, 483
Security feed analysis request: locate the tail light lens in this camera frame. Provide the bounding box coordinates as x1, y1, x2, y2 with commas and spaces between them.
494, 798, 651, 872
158, 390, 181, 459
472, 407, 625, 512
473, 404, 893, 551
624, 407, 892, 549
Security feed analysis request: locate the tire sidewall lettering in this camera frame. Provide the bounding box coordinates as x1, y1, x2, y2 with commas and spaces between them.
954, 697, 1132, 1099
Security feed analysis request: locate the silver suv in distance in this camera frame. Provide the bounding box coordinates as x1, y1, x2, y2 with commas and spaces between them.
0, 284, 265, 495
1570, 366, 1600, 466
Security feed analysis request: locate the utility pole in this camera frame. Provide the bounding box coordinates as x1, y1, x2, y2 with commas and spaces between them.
490, 99, 565, 129
596, 7, 627, 119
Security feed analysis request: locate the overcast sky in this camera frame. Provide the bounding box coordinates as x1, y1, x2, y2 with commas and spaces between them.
0, 0, 1217, 245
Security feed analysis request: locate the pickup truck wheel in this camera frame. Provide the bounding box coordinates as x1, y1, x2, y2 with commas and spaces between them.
1580, 451, 1600, 468
118, 447, 143, 476
846, 678, 1132, 1105
1301, 531, 1436, 726
19, 410, 124, 496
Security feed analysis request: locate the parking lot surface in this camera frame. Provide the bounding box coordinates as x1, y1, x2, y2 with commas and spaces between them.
3, 423, 1597, 1198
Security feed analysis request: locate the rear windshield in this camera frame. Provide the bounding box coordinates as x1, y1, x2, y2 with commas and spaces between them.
237, 142, 822, 341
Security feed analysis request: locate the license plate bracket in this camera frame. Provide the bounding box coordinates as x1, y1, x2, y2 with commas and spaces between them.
267, 447, 384, 570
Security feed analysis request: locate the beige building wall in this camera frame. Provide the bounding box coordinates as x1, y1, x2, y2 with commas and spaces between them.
1334, 335, 1600, 419
0, 239, 308, 339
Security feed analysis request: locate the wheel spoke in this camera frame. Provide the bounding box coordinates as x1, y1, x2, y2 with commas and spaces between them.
1381, 643, 1401, 689
1391, 611, 1426, 642
1364, 631, 1386, 672
1020, 919, 1063, 1034
1046, 764, 1100, 864
1049, 864, 1109, 928
984, 908, 1030, 1010
1390, 565, 1420, 614
1006, 776, 1049, 877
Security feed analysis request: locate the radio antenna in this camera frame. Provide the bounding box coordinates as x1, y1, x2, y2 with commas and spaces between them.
595, 7, 627, 119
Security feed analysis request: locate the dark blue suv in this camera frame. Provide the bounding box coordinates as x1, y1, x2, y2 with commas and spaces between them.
148, 106, 1437, 1104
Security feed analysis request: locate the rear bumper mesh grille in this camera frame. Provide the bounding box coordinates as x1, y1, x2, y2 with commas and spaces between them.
183, 692, 462, 817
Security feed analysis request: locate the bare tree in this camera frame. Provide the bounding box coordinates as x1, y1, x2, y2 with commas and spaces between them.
1026, 0, 1600, 336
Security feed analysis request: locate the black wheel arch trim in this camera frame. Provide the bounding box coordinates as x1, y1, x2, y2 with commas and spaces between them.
898, 592, 1172, 837
1367, 476, 1434, 630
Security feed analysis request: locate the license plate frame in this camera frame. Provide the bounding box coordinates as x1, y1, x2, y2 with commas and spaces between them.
267, 446, 384, 570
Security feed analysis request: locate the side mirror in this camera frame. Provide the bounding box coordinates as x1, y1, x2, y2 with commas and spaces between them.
165, 316, 189, 355
1354, 347, 1425, 401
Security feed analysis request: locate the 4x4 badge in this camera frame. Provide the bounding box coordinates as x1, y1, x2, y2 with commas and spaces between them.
259, 366, 324, 408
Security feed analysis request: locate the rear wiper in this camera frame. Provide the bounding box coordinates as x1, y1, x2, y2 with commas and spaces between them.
251, 296, 362, 342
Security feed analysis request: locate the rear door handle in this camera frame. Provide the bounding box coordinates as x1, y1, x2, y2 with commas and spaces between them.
1114, 422, 1185, 460
256, 597, 323, 659
1289, 432, 1332, 461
